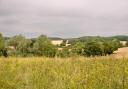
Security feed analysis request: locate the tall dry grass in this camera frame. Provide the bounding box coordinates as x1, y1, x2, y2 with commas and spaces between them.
0, 56, 128, 89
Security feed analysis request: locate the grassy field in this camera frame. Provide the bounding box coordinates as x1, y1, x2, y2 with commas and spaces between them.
0, 56, 128, 89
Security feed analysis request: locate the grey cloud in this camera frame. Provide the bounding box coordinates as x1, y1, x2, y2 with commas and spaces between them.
0, 0, 128, 38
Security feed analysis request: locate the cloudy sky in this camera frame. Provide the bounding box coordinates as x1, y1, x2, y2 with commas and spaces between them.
0, 0, 128, 38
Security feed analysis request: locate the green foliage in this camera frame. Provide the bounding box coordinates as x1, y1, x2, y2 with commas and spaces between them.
72, 42, 85, 55
0, 33, 4, 56
17, 39, 32, 57
71, 38, 120, 57
56, 47, 72, 57
102, 41, 114, 55
6, 35, 32, 56
68, 35, 128, 44
7, 35, 24, 49
110, 35, 128, 41
112, 39, 121, 50
83, 41, 103, 56
102, 39, 120, 55
1, 34, 122, 57
0, 33, 4, 49
126, 41, 128, 47
33, 35, 57, 57
6, 35, 57, 57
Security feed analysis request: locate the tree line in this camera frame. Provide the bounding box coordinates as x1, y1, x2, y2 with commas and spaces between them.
0, 33, 126, 57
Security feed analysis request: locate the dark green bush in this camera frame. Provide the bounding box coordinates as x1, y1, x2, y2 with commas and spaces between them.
83, 41, 103, 56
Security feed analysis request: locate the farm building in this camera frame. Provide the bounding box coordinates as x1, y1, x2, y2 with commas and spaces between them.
120, 41, 127, 46
51, 40, 63, 46
51, 39, 71, 46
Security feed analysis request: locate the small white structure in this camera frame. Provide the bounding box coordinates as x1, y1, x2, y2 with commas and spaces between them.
51, 40, 63, 46
65, 40, 71, 46
120, 41, 127, 46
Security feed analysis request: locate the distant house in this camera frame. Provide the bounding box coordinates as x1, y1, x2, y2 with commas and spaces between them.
51, 40, 63, 46
120, 41, 127, 46
50, 37, 71, 47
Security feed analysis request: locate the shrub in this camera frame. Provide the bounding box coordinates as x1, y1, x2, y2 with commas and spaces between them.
71, 42, 85, 56
83, 41, 103, 56
56, 47, 73, 57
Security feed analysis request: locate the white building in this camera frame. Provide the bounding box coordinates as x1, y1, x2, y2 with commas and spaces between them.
65, 40, 71, 46
51, 40, 63, 46
51, 39, 71, 47
120, 41, 127, 46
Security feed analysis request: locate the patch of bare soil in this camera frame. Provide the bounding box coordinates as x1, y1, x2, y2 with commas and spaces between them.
113, 47, 128, 58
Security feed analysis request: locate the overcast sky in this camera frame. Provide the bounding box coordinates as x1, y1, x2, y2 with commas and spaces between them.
0, 0, 128, 38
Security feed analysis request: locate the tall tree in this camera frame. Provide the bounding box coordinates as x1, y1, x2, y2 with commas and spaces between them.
7, 35, 32, 56
33, 35, 57, 57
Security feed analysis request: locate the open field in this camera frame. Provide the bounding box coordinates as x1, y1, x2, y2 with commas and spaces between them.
0, 57, 128, 89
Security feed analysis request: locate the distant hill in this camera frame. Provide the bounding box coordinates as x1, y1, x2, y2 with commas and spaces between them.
67, 35, 128, 44
67, 36, 110, 44
48, 37, 63, 40
109, 35, 128, 41
4, 37, 63, 41
4, 35, 128, 42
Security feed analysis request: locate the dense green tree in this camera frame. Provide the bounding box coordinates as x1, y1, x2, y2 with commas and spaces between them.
83, 41, 103, 56
7, 35, 25, 49
2, 34, 121, 57
110, 35, 128, 41
102, 41, 114, 55
72, 42, 85, 55
33, 35, 57, 57
0, 33, 4, 56
126, 41, 128, 47
17, 39, 32, 56
7, 35, 32, 56
71, 37, 121, 56
0, 33, 4, 49
111, 39, 121, 50
102, 39, 120, 55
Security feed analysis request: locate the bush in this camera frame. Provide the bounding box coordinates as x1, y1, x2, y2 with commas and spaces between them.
71, 42, 85, 56
102, 39, 120, 55
83, 41, 103, 56
126, 41, 128, 47
56, 47, 73, 58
